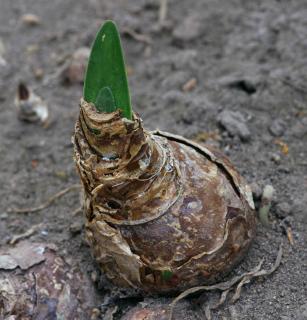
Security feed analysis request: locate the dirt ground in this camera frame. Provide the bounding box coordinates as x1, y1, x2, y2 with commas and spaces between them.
0, 0, 307, 319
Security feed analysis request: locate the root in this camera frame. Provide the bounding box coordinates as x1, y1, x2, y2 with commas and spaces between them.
8, 184, 80, 213
9, 223, 43, 244
168, 245, 283, 320
122, 28, 152, 45
71, 206, 83, 216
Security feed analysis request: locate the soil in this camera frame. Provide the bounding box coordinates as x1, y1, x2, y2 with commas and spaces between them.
0, 0, 306, 319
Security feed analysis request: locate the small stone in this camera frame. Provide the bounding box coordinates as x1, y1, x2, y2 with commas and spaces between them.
217, 110, 251, 141
161, 71, 190, 90
275, 202, 292, 219
162, 90, 185, 104
291, 118, 307, 138
63, 47, 90, 84
270, 153, 281, 164
69, 222, 83, 235
90, 270, 99, 283
33, 67, 44, 80
269, 119, 285, 137
0, 212, 8, 219
173, 14, 203, 41
21, 13, 41, 26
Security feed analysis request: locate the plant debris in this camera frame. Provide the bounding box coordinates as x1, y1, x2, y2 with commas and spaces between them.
8, 223, 43, 245
15, 83, 49, 125
8, 184, 80, 213
168, 245, 283, 320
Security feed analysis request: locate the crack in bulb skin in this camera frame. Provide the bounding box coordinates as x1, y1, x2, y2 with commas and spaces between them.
73, 99, 256, 293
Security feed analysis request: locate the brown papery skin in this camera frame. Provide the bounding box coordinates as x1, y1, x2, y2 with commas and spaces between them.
73, 99, 256, 293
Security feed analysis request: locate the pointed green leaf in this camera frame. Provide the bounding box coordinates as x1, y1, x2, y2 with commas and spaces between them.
84, 20, 132, 119
95, 86, 116, 113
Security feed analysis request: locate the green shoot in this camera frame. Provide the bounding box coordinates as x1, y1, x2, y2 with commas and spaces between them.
95, 87, 116, 113
84, 20, 132, 119
161, 270, 173, 281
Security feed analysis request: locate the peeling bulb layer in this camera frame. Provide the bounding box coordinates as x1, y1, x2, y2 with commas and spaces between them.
73, 99, 256, 293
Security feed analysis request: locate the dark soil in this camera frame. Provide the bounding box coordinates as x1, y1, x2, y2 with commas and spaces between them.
0, 0, 306, 319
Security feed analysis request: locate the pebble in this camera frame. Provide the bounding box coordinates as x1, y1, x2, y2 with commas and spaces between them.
169, 49, 198, 69
0, 212, 8, 219
217, 110, 251, 141
21, 13, 41, 26
161, 71, 190, 90
63, 47, 90, 84
269, 119, 285, 137
69, 221, 83, 235
290, 118, 307, 138
275, 202, 292, 219
173, 14, 203, 41
162, 90, 186, 104
270, 152, 281, 164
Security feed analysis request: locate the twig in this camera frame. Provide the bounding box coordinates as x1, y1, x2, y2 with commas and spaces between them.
122, 28, 152, 45
71, 206, 83, 216
8, 184, 80, 213
159, 0, 168, 24
168, 245, 283, 320
9, 223, 43, 244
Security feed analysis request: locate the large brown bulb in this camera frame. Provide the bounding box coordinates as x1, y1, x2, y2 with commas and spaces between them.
73, 100, 256, 293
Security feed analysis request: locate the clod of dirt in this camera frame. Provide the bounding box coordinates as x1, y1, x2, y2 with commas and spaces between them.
161, 71, 190, 91
275, 202, 292, 219
290, 117, 307, 138
62, 47, 90, 84
172, 14, 203, 41
269, 119, 286, 137
0, 241, 100, 319
69, 221, 83, 235
219, 76, 258, 95
217, 110, 251, 141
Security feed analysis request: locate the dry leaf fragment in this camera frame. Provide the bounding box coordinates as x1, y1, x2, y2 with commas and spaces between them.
0, 241, 46, 270
15, 83, 49, 124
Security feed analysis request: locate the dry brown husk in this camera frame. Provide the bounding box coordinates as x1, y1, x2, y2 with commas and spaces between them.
73, 99, 256, 293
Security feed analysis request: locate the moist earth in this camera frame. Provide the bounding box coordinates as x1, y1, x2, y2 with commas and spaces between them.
0, 0, 306, 319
